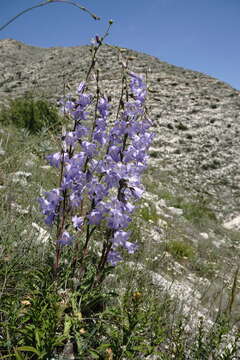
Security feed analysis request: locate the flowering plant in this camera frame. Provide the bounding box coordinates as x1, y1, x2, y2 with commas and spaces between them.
38, 43, 154, 282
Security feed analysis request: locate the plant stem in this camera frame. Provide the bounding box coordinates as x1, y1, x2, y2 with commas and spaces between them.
0, 0, 100, 32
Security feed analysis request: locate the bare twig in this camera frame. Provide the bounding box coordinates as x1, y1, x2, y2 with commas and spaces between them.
0, 0, 100, 32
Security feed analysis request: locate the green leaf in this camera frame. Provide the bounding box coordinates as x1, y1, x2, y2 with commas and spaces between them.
52, 334, 67, 347
13, 350, 24, 360
35, 329, 41, 348
96, 343, 112, 351
64, 315, 72, 337
15, 346, 41, 357
88, 350, 100, 359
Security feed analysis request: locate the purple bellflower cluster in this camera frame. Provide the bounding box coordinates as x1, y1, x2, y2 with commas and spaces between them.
39, 72, 154, 268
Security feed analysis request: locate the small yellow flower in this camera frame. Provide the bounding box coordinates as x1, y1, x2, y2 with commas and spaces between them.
105, 347, 113, 360
79, 328, 86, 334
21, 299, 31, 306
132, 291, 142, 300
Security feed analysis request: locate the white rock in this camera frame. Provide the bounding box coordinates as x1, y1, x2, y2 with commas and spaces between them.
32, 222, 51, 244
223, 215, 240, 230
157, 218, 167, 227
168, 206, 183, 216
11, 202, 29, 214
11, 171, 32, 186
200, 232, 209, 240
12, 178, 28, 186
157, 198, 167, 208
13, 171, 32, 178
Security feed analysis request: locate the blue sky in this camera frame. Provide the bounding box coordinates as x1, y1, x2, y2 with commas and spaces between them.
1, 0, 240, 89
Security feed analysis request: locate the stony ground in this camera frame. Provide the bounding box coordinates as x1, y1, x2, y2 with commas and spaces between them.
1, 38, 240, 328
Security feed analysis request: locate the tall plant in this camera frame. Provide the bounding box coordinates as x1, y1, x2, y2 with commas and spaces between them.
0, 2, 154, 357
38, 39, 154, 282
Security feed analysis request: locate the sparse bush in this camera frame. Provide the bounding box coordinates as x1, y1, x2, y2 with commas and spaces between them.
166, 239, 195, 260
139, 202, 159, 223
0, 94, 60, 133
170, 195, 217, 227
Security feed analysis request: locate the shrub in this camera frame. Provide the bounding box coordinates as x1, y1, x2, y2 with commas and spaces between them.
166, 239, 195, 260
0, 94, 60, 133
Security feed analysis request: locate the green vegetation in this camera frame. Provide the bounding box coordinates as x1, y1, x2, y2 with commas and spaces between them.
138, 202, 159, 224
168, 195, 217, 228
1, 124, 240, 359
0, 94, 61, 133
166, 239, 195, 260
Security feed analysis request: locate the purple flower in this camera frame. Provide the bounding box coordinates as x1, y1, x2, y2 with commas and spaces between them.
89, 159, 104, 173
70, 191, 83, 208
77, 81, 86, 94
123, 201, 135, 213
58, 231, 73, 246
106, 200, 131, 230
110, 121, 128, 138
87, 209, 103, 225
129, 72, 146, 95
72, 215, 84, 230
38, 188, 62, 225
60, 96, 75, 113
65, 131, 78, 146
82, 141, 97, 158
72, 108, 89, 121
124, 241, 138, 254
75, 124, 89, 138
122, 146, 137, 163
77, 93, 92, 107
38, 71, 153, 268
96, 117, 106, 130
107, 250, 122, 266
108, 145, 121, 162
98, 97, 110, 118
126, 185, 144, 200
93, 128, 107, 145
111, 230, 138, 254
123, 101, 143, 118
87, 179, 108, 203
46, 152, 63, 168
112, 230, 130, 247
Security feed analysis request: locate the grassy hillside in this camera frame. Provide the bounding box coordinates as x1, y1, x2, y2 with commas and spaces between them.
1, 119, 240, 359
0, 37, 240, 360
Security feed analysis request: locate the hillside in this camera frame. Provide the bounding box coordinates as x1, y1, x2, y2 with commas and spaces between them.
1, 38, 240, 357
1, 38, 240, 220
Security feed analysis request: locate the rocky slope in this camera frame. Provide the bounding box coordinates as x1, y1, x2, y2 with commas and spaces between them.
1, 38, 240, 220
1, 38, 240, 325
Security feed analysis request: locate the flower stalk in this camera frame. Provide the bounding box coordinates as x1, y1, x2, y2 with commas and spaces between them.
38, 42, 154, 282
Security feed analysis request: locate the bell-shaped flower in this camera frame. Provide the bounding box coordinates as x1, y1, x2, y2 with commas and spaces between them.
107, 250, 122, 266
58, 231, 73, 246
46, 152, 65, 168
87, 208, 103, 225
38, 188, 62, 225
82, 141, 97, 158
98, 97, 110, 118
72, 215, 84, 230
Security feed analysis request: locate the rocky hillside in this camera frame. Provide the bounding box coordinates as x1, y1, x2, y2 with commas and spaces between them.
1, 38, 240, 325
1, 38, 240, 219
